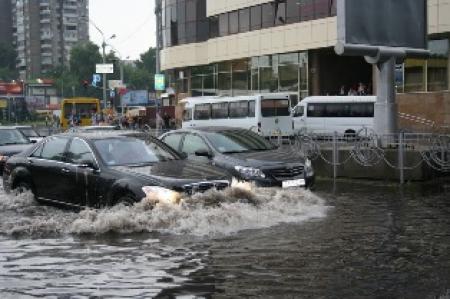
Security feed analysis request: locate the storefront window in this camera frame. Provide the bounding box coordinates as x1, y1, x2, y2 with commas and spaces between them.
427, 39, 449, 91
404, 59, 426, 92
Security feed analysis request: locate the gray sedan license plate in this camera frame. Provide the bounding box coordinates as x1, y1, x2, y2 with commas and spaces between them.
282, 179, 306, 188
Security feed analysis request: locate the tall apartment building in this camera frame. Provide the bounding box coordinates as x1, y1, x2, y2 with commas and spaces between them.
9, 0, 89, 79
0, 0, 13, 45
158, 0, 450, 99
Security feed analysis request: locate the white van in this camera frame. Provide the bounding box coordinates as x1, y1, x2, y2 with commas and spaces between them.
292, 96, 376, 135
181, 94, 294, 137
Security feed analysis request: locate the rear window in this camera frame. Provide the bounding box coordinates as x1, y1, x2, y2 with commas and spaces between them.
261, 99, 290, 117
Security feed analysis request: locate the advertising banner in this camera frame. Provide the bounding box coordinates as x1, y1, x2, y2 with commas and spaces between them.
121, 90, 149, 106
25, 96, 46, 111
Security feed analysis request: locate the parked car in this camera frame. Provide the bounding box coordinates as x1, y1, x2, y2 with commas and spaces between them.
66, 125, 121, 133
160, 127, 314, 188
0, 127, 33, 175
12, 125, 43, 143
2, 133, 231, 208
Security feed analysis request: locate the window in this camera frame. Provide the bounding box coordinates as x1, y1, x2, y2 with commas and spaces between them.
286, 0, 300, 23
249, 100, 256, 117
307, 103, 326, 117
229, 11, 239, 34
211, 102, 229, 119
67, 138, 95, 165
181, 134, 209, 155
218, 13, 228, 37
39, 137, 69, 162
261, 99, 290, 117
239, 8, 250, 33
293, 105, 304, 117
250, 5, 262, 30
183, 108, 193, 121
274, 1, 286, 25
162, 133, 183, 151
194, 103, 211, 120
229, 101, 249, 118
262, 3, 275, 28
209, 15, 219, 38
307, 103, 374, 118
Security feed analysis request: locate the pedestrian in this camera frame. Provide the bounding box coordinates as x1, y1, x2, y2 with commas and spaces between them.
163, 112, 170, 129
339, 85, 346, 96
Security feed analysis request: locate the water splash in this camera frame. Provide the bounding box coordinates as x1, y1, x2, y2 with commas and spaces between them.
0, 184, 329, 237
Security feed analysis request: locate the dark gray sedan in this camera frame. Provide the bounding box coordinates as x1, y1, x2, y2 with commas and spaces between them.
0, 127, 33, 175
160, 127, 314, 188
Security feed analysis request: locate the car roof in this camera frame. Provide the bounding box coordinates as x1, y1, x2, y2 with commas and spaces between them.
0, 126, 22, 130
54, 131, 156, 141
167, 126, 252, 133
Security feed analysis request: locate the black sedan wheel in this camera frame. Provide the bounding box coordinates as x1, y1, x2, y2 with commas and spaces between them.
13, 181, 33, 196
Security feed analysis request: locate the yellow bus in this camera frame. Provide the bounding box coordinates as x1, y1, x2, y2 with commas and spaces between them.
60, 98, 100, 129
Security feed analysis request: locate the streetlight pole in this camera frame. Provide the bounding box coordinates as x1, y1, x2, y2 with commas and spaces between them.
102, 40, 107, 110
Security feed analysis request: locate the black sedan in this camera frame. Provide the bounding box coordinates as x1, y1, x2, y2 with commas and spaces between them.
160, 127, 314, 188
0, 127, 33, 175
2, 133, 231, 208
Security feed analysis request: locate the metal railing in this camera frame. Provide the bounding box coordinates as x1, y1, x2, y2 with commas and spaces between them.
287, 132, 450, 183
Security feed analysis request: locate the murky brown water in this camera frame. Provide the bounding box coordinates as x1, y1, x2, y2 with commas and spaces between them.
1, 180, 449, 298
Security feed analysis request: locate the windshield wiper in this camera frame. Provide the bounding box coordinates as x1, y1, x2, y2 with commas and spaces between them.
128, 162, 156, 167
0, 142, 28, 146
222, 150, 249, 154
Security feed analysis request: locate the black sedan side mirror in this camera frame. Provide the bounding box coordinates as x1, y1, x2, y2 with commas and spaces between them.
79, 160, 98, 170
195, 149, 212, 158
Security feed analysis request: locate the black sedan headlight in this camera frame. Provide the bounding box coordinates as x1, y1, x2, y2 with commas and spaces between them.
234, 166, 266, 179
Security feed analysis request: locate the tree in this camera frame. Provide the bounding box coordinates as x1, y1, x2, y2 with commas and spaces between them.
0, 42, 18, 81
122, 47, 156, 91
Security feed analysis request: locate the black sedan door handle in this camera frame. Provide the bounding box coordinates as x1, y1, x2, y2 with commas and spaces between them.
61, 168, 70, 173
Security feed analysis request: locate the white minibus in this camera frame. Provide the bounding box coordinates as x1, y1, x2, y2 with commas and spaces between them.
181, 94, 294, 137
292, 96, 376, 135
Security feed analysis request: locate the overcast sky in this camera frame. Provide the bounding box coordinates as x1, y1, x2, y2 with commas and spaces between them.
89, 0, 156, 61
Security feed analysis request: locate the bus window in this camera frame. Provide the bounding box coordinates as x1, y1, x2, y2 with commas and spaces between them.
194, 104, 211, 120
229, 101, 248, 118
211, 102, 229, 119
293, 105, 304, 117
183, 108, 193, 121
248, 100, 255, 117
261, 99, 290, 117
307, 103, 326, 117
350, 103, 374, 117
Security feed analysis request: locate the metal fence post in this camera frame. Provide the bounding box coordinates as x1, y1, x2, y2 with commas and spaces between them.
333, 132, 338, 180
399, 132, 405, 184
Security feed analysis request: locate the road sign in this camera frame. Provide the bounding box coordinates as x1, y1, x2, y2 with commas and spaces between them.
154, 74, 165, 91
108, 80, 125, 89
96, 64, 114, 74
92, 74, 101, 87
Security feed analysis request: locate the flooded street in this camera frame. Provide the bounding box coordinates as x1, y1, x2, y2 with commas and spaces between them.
1, 180, 450, 298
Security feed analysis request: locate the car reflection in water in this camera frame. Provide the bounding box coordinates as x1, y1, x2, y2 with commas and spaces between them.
160, 127, 314, 188
2, 133, 231, 208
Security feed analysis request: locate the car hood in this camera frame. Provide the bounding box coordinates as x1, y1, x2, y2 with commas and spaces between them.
111, 159, 231, 185
0, 143, 33, 156
223, 147, 305, 168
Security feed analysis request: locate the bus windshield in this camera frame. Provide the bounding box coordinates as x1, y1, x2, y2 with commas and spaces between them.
63, 103, 98, 119
261, 99, 290, 117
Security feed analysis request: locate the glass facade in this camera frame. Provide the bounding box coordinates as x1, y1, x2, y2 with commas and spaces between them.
167, 51, 309, 99
398, 39, 449, 93
162, 0, 337, 49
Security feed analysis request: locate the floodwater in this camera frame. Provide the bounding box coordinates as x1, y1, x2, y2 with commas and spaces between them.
0, 180, 449, 298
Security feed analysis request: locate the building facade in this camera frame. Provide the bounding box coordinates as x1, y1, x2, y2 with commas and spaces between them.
159, 0, 450, 101
8, 0, 89, 80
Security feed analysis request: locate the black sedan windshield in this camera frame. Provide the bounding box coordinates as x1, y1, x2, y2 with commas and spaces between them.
0, 129, 30, 145
205, 130, 276, 154
94, 138, 178, 166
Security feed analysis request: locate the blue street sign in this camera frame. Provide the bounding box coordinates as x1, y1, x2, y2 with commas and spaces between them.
92, 74, 101, 87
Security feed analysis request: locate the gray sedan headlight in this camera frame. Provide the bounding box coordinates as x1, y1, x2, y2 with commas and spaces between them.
305, 159, 314, 177
234, 166, 266, 179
